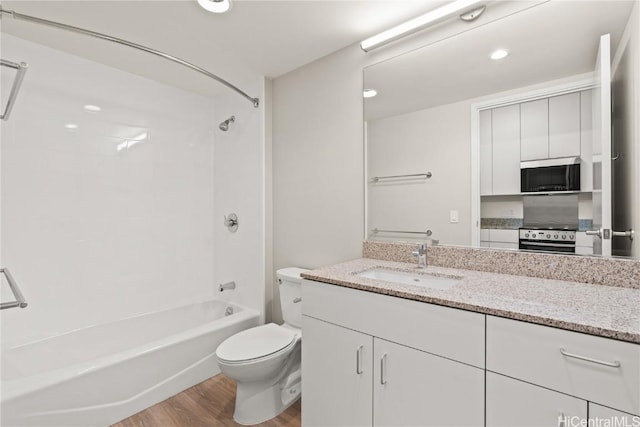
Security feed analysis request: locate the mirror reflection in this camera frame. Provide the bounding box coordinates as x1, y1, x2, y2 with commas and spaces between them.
364, 0, 638, 258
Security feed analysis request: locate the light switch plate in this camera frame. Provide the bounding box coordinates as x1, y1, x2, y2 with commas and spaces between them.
450, 210, 459, 223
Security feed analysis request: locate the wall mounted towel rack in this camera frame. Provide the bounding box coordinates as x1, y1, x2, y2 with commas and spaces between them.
370, 172, 432, 183
1, 59, 29, 121
371, 228, 433, 236
1, 268, 28, 310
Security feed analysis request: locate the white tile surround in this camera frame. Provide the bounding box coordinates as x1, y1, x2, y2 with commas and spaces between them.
0, 35, 265, 346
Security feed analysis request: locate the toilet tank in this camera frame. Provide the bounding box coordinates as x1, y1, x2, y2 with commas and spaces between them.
277, 267, 308, 328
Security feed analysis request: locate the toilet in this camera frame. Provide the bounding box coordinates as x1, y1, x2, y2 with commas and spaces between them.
216, 267, 308, 425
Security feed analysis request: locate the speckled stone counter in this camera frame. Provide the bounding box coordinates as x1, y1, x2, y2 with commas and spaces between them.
301, 258, 640, 344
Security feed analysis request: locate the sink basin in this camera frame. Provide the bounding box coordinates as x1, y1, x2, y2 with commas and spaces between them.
357, 268, 460, 290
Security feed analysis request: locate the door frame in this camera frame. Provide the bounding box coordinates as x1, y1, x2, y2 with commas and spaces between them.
469, 77, 596, 246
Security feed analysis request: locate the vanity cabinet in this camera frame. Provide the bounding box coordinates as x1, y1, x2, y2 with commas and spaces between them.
302, 279, 485, 427
487, 315, 640, 416
302, 316, 372, 426
486, 372, 587, 426
589, 403, 640, 425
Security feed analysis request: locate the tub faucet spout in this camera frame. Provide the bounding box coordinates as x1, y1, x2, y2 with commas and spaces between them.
219, 281, 236, 292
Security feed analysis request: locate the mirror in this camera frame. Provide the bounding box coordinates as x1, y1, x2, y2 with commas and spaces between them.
364, 0, 638, 258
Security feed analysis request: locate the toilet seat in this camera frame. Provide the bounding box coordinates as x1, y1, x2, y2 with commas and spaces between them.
217, 324, 296, 364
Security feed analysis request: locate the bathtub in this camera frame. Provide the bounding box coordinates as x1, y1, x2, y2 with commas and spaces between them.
1, 299, 260, 426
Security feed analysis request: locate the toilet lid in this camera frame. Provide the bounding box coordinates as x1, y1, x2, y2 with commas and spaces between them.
216, 323, 296, 362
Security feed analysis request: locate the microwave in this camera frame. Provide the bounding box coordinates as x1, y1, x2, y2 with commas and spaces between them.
520, 157, 580, 193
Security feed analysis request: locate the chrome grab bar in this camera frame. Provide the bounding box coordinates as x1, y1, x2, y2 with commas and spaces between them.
371, 228, 433, 236
371, 172, 432, 183
1, 59, 29, 121
0, 268, 28, 310
560, 348, 620, 368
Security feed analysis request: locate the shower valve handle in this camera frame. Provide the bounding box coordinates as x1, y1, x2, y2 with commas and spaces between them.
224, 213, 239, 232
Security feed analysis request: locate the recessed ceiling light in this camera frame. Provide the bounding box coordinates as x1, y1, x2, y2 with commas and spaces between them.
64, 123, 79, 130
490, 49, 509, 60
197, 0, 231, 13
83, 104, 101, 112
363, 89, 378, 98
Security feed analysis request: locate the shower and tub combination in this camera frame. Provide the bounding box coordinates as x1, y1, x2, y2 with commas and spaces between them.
1, 7, 265, 426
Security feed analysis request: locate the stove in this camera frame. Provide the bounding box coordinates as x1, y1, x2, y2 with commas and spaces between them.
520, 195, 579, 253
518, 228, 576, 253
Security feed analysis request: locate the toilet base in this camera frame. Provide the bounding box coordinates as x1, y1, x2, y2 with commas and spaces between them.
232, 368, 301, 425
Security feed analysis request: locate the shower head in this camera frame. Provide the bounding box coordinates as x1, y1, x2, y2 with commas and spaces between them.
219, 115, 235, 131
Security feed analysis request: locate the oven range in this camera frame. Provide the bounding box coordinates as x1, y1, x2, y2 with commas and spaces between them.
518, 228, 576, 253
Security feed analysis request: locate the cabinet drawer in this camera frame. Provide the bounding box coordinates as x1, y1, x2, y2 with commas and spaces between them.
480, 229, 490, 241
488, 229, 519, 243
487, 372, 587, 427
303, 279, 485, 368
576, 232, 594, 247
487, 316, 640, 415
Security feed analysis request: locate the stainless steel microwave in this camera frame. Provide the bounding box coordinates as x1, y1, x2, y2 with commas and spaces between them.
520, 157, 580, 193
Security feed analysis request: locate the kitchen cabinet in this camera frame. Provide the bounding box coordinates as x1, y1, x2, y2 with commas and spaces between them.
491, 104, 521, 195
486, 372, 587, 427
549, 92, 581, 158
480, 109, 493, 195
575, 231, 594, 255
482, 90, 590, 196
520, 98, 549, 161
480, 228, 519, 250
302, 279, 485, 427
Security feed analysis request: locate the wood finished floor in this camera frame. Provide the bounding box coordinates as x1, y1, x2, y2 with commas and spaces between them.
111, 375, 301, 427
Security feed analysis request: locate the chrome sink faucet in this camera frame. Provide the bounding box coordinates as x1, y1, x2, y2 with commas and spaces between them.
412, 243, 427, 268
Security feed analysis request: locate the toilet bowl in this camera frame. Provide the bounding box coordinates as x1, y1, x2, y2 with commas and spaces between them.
216, 267, 307, 425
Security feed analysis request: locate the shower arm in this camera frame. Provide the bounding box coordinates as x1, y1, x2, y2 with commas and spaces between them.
0, 7, 260, 108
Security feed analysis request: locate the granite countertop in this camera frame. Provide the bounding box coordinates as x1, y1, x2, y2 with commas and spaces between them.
301, 258, 640, 344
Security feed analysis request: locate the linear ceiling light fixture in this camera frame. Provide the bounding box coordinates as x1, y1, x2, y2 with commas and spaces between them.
360, 0, 484, 52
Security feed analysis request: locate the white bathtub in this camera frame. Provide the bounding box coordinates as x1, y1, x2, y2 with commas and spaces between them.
1, 299, 260, 426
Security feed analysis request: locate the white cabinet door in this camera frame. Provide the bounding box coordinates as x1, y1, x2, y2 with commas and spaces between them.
549, 92, 581, 158
520, 98, 549, 161
480, 109, 493, 195
589, 403, 640, 423
492, 104, 521, 194
486, 372, 587, 427
302, 316, 373, 427
373, 338, 484, 427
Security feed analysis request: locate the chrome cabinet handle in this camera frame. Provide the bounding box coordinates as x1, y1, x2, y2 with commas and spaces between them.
356, 345, 363, 375
560, 348, 621, 368
380, 353, 387, 385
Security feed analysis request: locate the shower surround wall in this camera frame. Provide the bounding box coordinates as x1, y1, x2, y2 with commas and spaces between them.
0, 34, 265, 348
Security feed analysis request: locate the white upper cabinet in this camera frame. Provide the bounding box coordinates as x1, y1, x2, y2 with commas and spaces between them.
549, 92, 581, 158
480, 109, 493, 195
520, 98, 549, 161
491, 104, 521, 195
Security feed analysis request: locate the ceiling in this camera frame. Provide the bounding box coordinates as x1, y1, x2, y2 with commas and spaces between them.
364, 0, 635, 121
1, 0, 449, 97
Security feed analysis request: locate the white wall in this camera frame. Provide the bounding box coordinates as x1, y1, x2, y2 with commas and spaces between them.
367, 101, 472, 246
0, 35, 264, 346
212, 77, 266, 320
